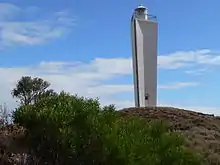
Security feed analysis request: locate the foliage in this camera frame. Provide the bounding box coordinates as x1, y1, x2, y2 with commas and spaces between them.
13, 92, 201, 165
11, 76, 56, 105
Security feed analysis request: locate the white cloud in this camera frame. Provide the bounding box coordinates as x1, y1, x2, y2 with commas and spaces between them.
86, 84, 133, 97
106, 100, 220, 116
1, 49, 220, 114
0, 57, 201, 111
159, 82, 200, 89
0, 3, 75, 48
0, 58, 133, 110
158, 49, 220, 69
0, 3, 22, 20
158, 103, 220, 116
82, 49, 220, 74
184, 68, 208, 75
91, 58, 132, 75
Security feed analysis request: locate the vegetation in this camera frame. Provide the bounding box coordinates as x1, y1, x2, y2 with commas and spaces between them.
11, 76, 57, 105
1, 76, 203, 164
120, 108, 220, 165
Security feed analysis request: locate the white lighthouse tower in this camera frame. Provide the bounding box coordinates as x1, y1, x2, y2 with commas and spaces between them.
131, 5, 158, 107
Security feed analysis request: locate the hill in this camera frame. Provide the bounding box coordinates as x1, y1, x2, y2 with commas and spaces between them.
1, 107, 220, 164
119, 107, 220, 165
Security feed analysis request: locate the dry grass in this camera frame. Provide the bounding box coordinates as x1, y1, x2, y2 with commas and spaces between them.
119, 107, 220, 165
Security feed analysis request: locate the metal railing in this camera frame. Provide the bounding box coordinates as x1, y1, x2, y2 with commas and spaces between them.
133, 13, 157, 21
147, 14, 157, 21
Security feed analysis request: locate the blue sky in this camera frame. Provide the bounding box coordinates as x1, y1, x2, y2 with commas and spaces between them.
0, 0, 220, 115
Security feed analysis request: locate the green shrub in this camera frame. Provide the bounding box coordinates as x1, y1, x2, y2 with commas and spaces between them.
13, 91, 201, 165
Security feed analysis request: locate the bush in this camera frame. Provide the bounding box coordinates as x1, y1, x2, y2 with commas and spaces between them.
13, 91, 201, 165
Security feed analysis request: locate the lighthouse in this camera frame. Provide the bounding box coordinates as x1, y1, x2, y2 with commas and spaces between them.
131, 5, 158, 107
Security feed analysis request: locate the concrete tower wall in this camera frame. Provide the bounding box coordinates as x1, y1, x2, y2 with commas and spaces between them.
131, 15, 158, 107
131, 18, 139, 107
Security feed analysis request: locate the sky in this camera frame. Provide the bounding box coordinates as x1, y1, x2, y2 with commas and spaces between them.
0, 0, 220, 115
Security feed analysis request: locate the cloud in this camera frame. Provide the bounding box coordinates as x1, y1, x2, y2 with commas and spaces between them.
158, 49, 220, 69
0, 58, 133, 110
0, 57, 200, 110
83, 49, 220, 74
104, 100, 220, 116
158, 103, 220, 116
0, 3, 75, 48
184, 68, 208, 75
0, 3, 22, 20
159, 82, 200, 89
1, 49, 220, 114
